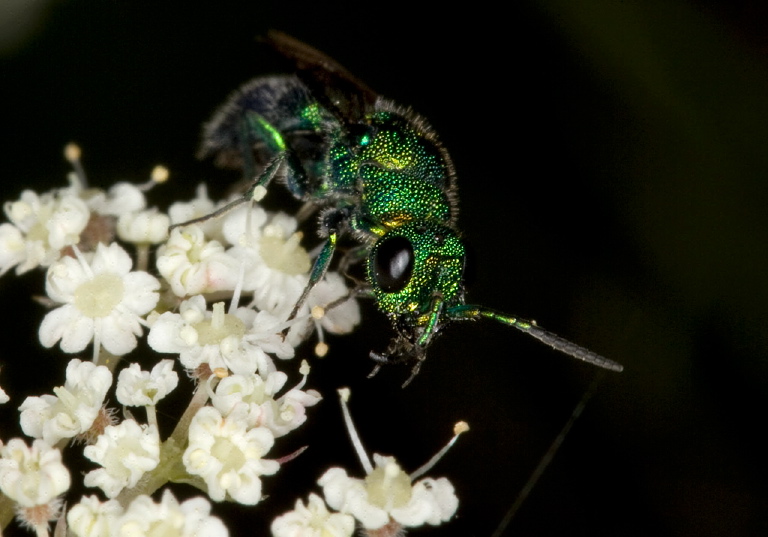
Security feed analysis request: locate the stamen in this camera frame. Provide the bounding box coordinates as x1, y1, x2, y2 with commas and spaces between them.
338, 388, 373, 474
211, 302, 225, 330
292, 360, 311, 391
314, 341, 329, 357
136, 165, 170, 191
251, 185, 268, 202
204, 374, 220, 400
64, 142, 87, 188
313, 306, 328, 357
229, 257, 246, 314
150, 165, 169, 184
92, 317, 101, 364
70, 244, 95, 279
245, 198, 255, 242
63, 142, 81, 163
410, 421, 469, 480
273, 309, 313, 334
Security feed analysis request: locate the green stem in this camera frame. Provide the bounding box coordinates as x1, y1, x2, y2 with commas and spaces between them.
169, 382, 211, 447
0, 492, 15, 531
114, 383, 211, 506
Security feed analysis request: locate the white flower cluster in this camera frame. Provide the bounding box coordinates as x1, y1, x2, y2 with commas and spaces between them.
270, 390, 463, 537
0, 150, 359, 366
0, 438, 70, 508
67, 490, 228, 537
0, 148, 366, 536
0, 148, 463, 537
19, 359, 112, 445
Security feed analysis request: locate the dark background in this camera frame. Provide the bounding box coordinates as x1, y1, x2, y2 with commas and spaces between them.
1, 1, 768, 536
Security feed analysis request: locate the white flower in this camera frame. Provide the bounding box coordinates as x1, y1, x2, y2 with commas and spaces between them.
168, 184, 225, 242
117, 208, 170, 244
39, 242, 160, 357
210, 371, 278, 424
266, 381, 323, 437
220, 203, 268, 248
223, 208, 311, 318
283, 271, 360, 348
83, 420, 160, 498
67, 495, 124, 537
156, 225, 240, 297
271, 493, 354, 537
315, 390, 464, 531
19, 358, 112, 444
86, 182, 146, 217
319, 455, 458, 530
211, 370, 321, 438
0, 438, 70, 507
112, 489, 229, 537
0, 189, 90, 275
306, 272, 360, 336
0, 223, 25, 275
116, 359, 179, 407
183, 406, 279, 504
148, 296, 293, 375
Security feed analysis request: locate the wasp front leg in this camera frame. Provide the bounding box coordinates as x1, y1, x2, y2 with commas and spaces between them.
282, 206, 354, 336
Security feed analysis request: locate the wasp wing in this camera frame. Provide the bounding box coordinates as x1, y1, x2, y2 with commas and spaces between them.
265, 30, 379, 125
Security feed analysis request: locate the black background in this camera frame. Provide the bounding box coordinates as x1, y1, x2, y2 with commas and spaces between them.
1, 1, 768, 536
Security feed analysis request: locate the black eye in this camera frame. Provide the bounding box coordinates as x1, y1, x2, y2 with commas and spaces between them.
373, 236, 414, 293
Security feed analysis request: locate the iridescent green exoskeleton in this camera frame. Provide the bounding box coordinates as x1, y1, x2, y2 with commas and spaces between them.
185, 31, 623, 385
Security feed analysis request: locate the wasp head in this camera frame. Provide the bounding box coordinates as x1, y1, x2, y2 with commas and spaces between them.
366, 222, 466, 382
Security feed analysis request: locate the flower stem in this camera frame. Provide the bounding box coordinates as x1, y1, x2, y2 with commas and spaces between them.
169, 381, 210, 447
0, 492, 15, 531
136, 244, 149, 272
146, 404, 158, 430
114, 382, 210, 506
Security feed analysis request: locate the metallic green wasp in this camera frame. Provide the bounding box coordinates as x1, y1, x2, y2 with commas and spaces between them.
186, 31, 623, 385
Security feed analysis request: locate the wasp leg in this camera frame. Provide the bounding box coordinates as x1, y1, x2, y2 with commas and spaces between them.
171, 110, 310, 232
321, 283, 370, 313
295, 200, 319, 224
368, 331, 427, 388
368, 348, 424, 388
282, 209, 347, 329
280, 230, 338, 340
168, 152, 287, 231
337, 245, 369, 288
281, 204, 357, 338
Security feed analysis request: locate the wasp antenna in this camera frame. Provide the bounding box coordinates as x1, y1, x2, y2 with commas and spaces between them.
518, 321, 623, 372
452, 306, 623, 372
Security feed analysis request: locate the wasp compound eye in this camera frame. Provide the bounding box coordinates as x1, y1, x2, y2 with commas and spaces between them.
373, 236, 414, 293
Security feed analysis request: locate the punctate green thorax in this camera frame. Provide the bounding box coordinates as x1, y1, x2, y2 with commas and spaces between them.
327, 111, 456, 235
